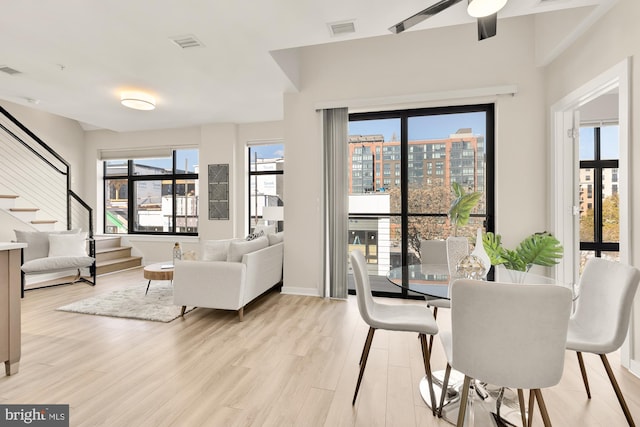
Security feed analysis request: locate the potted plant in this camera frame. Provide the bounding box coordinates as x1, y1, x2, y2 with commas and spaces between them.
482, 231, 563, 272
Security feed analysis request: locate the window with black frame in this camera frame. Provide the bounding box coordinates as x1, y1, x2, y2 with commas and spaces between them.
104, 149, 199, 235
248, 143, 284, 233
348, 105, 495, 297
579, 125, 620, 266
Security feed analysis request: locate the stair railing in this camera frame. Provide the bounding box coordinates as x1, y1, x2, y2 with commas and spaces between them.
0, 105, 94, 239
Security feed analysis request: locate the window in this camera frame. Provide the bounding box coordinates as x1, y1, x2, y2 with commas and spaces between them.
348, 104, 494, 297
104, 149, 199, 235
248, 143, 284, 233
579, 125, 619, 260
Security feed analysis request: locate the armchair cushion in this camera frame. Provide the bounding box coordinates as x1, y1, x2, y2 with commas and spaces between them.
21, 256, 95, 274
48, 232, 88, 257
14, 229, 80, 262
227, 236, 269, 262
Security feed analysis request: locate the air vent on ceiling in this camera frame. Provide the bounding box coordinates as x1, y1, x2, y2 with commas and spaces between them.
169, 34, 205, 49
328, 20, 356, 37
0, 66, 21, 76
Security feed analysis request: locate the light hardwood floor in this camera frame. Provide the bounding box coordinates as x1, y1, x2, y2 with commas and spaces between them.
1, 267, 639, 426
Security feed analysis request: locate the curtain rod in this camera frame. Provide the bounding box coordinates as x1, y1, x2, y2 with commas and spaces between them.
314, 85, 517, 111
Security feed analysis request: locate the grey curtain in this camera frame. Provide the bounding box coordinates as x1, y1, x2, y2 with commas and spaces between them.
323, 108, 348, 299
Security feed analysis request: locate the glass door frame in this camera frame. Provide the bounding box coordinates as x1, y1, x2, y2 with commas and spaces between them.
349, 104, 495, 298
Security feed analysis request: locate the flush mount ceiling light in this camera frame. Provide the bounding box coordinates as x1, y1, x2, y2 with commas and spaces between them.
467, 0, 508, 18
120, 92, 156, 111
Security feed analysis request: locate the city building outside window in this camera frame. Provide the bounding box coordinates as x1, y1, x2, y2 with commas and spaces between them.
248, 143, 284, 233
104, 149, 199, 235
579, 125, 619, 265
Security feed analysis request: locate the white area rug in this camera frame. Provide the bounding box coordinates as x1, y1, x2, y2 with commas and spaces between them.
57, 282, 190, 322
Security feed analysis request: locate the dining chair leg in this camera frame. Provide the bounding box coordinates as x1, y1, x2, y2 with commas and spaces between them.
353, 327, 376, 405
438, 363, 452, 418
533, 389, 552, 427
600, 353, 636, 427
419, 333, 437, 416
359, 327, 375, 366
527, 389, 535, 427
456, 375, 472, 427
517, 389, 527, 427
576, 351, 592, 398
428, 306, 438, 356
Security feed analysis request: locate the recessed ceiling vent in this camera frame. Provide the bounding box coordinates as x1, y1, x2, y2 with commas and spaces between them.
0, 66, 21, 76
328, 20, 356, 37
169, 34, 205, 49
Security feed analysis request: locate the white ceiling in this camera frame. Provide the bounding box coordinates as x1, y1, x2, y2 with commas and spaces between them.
0, 0, 610, 132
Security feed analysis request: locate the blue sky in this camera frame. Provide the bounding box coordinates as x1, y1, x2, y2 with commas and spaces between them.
579, 126, 619, 160
349, 112, 487, 142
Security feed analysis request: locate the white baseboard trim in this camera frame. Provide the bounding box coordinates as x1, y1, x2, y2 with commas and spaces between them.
280, 286, 321, 297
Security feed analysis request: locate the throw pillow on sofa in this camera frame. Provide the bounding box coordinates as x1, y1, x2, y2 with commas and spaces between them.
227, 236, 269, 262
267, 231, 284, 246
202, 239, 234, 261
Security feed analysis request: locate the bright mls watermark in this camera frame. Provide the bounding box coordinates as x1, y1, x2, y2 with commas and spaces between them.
1, 405, 69, 426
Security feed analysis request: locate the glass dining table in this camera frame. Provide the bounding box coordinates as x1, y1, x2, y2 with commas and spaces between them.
386, 263, 572, 427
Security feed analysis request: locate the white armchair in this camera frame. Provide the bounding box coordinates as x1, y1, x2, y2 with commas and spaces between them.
173, 239, 283, 321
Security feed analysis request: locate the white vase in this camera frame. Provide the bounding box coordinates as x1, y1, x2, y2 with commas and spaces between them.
471, 228, 491, 278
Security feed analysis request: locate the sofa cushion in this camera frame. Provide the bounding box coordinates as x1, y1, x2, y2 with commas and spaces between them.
202, 239, 234, 261
268, 231, 284, 246
21, 256, 95, 274
14, 229, 80, 262
48, 232, 88, 257
227, 236, 269, 262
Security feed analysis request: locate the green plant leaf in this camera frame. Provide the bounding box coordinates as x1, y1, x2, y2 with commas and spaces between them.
482, 231, 563, 271
482, 232, 506, 265
515, 232, 563, 268
448, 183, 482, 229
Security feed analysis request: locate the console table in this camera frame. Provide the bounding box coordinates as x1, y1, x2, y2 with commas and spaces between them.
0, 242, 25, 376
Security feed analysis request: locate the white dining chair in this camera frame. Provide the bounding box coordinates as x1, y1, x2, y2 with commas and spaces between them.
566, 257, 640, 426
420, 239, 448, 264
425, 237, 468, 353
350, 249, 439, 414
438, 279, 573, 427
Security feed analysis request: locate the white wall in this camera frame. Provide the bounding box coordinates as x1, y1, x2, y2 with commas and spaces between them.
283, 16, 548, 296
543, 0, 640, 373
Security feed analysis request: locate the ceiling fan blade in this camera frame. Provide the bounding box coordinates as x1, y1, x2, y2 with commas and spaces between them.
389, 0, 464, 34
477, 13, 497, 40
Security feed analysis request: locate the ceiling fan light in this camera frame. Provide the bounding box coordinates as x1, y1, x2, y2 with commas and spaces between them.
120, 92, 156, 111
467, 0, 507, 18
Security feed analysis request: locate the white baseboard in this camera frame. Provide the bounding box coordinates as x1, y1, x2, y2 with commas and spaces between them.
280, 286, 321, 297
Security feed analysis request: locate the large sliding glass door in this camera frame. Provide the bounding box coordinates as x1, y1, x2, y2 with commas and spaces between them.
347, 105, 494, 297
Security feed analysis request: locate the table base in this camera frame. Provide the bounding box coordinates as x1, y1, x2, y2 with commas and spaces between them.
420, 371, 527, 426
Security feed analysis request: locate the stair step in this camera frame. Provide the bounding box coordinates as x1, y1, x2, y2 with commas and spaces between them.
31, 219, 57, 224
94, 236, 123, 251
96, 246, 133, 262
0, 195, 19, 209
10, 207, 39, 212
96, 256, 142, 275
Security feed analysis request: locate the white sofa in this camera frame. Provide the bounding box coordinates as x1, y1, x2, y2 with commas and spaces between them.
173, 233, 283, 321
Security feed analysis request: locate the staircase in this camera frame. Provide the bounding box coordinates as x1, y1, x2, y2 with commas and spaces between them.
0, 195, 58, 231
94, 236, 142, 275
1, 193, 141, 276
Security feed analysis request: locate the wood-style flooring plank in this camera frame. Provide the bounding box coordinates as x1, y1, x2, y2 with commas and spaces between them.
0, 267, 638, 426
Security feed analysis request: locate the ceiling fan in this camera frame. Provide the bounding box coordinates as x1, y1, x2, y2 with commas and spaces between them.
389, 0, 508, 41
